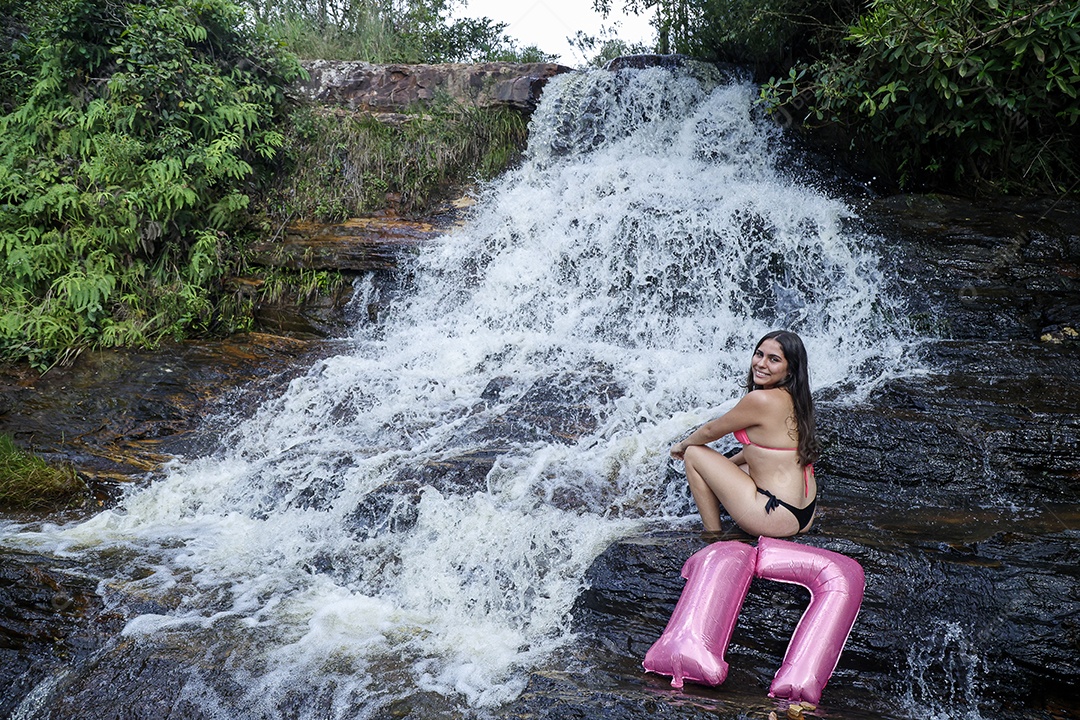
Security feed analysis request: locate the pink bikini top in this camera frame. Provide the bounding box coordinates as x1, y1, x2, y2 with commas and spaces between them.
733, 428, 813, 496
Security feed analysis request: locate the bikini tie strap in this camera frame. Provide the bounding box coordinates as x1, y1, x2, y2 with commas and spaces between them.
757, 487, 782, 514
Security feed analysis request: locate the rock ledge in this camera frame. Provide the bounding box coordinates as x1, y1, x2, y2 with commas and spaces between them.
298, 60, 575, 113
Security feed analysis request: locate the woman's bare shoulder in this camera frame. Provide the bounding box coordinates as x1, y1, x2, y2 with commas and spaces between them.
743, 387, 790, 405
742, 388, 794, 415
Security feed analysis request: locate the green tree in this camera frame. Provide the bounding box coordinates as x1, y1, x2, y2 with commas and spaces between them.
0, 0, 304, 368
0, 0, 38, 112
569, 25, 653, 68
236, 0, 556, 62
593, 0, 851, 72
762, 0, 1080, 192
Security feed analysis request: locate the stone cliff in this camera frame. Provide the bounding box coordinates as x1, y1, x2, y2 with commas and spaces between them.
297, 60, 575, 115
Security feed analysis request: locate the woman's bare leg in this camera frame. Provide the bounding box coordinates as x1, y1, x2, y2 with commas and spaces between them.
683, 445, 797, 536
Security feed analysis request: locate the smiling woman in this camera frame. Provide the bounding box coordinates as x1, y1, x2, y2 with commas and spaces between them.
669, 330, 820, 537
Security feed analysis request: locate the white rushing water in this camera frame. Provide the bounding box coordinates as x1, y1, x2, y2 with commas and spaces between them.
4, 65, 917, 717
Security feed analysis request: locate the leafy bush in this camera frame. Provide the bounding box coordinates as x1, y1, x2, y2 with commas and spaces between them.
762, 0, 1080, 193
596, 0, 850, 70
0, 0, 304, 369
569, 26, 654, 68
0, 0, 38, 112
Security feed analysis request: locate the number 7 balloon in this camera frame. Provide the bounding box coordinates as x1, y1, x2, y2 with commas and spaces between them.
643, 537, 865, 704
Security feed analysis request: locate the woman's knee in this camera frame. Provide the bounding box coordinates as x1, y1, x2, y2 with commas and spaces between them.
682, 444, 712, 468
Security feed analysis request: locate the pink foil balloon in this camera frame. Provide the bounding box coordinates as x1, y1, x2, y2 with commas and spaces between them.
755, 536, 865, 704
642, 541, 757, 688
642, 537, 864, 704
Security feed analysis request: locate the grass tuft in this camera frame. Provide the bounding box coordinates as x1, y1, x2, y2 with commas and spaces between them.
0, 434, 85, 510
263, 98, 529, 221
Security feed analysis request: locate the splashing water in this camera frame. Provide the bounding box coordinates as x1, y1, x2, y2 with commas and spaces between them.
901, 620, 987, 720
4, 65, 917, 717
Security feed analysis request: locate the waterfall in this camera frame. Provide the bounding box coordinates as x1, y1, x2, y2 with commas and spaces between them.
6, 65, 917, 718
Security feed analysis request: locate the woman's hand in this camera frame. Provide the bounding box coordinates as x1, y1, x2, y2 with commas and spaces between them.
670, 441, 688, 460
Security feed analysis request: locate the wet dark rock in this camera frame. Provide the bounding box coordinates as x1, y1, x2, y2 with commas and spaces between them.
0, 333, 326, 495
247, 216, 449, 272
604, 54, 698, 71
469, 369, 625, 447
349, 449, 509, 538
244, 211, 468, 337
20, 633, 225, 720
865, 194, 1080, 342
0, 550, 124, 720
604, 54, 751, 88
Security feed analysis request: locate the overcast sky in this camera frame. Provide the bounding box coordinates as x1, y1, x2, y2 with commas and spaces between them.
452, 0, 657, 67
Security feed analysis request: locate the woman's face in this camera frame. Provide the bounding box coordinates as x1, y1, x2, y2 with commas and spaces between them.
751, 338, 790, 388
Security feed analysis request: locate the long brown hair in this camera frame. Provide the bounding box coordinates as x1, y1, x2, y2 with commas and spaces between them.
745, 330, 819, 467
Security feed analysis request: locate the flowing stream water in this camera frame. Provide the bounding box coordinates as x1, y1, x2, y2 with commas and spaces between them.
3, 65, 923, 718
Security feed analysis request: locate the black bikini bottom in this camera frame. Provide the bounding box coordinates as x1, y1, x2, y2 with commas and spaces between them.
758, 487, 816, 531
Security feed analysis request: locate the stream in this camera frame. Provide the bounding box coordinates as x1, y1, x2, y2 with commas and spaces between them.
1, 63, 1077, 720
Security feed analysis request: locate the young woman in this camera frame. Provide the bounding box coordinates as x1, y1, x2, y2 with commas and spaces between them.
669, 330, 820, 537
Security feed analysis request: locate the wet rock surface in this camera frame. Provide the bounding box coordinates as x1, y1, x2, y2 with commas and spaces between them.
866, 193, 1080, 343
0, 551, 126, 719
503, 194, 1080, 719
0, 333, 328, 494
0, 333, 339, 719
1, 193, 1079, 719
246, 215, 453, 272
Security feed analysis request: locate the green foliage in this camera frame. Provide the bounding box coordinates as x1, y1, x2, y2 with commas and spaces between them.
257, 267, 344, 305
264, 99, 529, 220
239, 0, 557, 63
0, 433, 84, 509
594, 0, 844, 69
392, 1, 544, 63
0, 0, 304, 368
251, 7, 403, 61
761, 0, 1080, 192
569, 26, 654, 68
0, 0, 38, 112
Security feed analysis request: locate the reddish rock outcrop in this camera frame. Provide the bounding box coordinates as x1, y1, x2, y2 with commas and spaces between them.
298, 60, 575, 113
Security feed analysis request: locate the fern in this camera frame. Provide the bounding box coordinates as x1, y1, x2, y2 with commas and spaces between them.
0, 0, 304, 368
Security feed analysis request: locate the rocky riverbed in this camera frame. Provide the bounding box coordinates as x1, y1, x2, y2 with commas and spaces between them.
0, 193, 1077, 719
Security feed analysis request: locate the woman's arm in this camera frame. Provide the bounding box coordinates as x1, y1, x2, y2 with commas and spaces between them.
669, 391, 770, 459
